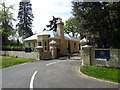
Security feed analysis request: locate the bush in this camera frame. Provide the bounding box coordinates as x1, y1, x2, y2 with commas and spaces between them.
9, 39, 23, 46
12, 46, 24, 51
2, 46, 12, 51
2, 46, 25, 51
1, 46, 35, 52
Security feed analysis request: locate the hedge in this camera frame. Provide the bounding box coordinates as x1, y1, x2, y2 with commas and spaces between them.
1, 46, 36, 52
2, 46, 25, 51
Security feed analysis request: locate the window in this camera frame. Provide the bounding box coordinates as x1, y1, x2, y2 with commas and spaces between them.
79, 44, 80, 50
28, 43, 31, 47
74, 43, 76, 48
44, 42, 47, 51
45, 42, 47, 46
45, 47, 47, 51
68, 41, 70, 48
38, 42, 42, 46
68, 41, 70, 53
33, 43, 36, 47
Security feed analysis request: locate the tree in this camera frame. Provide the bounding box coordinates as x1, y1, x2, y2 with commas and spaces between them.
64, 17, 84, 38
72, 2, 120, 48
64, 17, 76, 37
0, 2, 16, 46
17, 1, 34, 39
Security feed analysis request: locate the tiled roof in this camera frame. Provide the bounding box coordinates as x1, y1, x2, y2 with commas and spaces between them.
37, 31, 60, 38
24, 31, 80, 41
24, 34, 38, 41
64, 34, 80, 41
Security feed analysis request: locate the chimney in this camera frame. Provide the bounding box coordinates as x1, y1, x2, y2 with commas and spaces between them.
56, 17, 64, 39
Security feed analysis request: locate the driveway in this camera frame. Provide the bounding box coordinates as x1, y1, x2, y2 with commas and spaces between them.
2, 58, 119, 88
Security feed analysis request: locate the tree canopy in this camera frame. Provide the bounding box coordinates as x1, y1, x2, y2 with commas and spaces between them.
0, 2, 16, 46
72, 2, 120, 48
64, 17, 78, 37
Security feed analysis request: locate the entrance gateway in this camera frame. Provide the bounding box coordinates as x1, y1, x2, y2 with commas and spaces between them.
24, 17, 80, 60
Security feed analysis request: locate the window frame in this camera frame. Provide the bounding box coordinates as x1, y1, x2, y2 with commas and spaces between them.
38, 42, 42, 46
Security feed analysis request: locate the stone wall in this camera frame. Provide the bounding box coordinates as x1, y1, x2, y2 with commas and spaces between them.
40, 52, 52, 60
91, 49, 119, 68
50, 39, 80, 56
37, 35, 49, 52
81, 45, 92, 66
81, 46, 120, 68
70, 41, 80, 53
0, 51, 38, 59
0, 51, 52, 60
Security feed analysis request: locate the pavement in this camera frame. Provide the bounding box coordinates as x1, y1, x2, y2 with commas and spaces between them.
2, 56, 119, 88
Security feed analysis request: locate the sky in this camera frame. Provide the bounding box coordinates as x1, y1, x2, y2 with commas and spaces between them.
1, 0, 73, 34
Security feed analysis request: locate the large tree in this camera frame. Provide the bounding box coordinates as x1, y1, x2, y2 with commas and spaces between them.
64, 17, 83, 38
0, 2, 16, 46
72, 2, 120, 48
64, 17, 77, 37
17, 0, 34, 39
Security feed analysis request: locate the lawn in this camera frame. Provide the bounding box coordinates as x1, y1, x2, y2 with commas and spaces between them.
0, 56, 37, 69
80, 66, 120, 83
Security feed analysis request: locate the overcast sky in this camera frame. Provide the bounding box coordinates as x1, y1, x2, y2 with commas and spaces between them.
2, 0, 73, 33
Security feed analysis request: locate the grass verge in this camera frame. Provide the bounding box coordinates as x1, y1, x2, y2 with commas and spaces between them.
80, 66, 120, 83
0, 56, 37, 69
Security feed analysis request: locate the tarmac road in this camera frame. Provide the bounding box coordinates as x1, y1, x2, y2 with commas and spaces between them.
2, 59, 119, 88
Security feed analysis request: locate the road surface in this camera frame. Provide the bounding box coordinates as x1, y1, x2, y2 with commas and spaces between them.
2, 58, 119, 88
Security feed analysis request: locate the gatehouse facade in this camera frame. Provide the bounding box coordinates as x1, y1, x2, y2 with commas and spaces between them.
24, 17, 80, 59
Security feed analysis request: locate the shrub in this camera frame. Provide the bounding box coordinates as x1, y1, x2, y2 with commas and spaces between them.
1, 46, 36, 52
2, 46, 25, 51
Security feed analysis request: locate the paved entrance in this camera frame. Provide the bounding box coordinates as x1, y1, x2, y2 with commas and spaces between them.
59, 53, 80, 60
2, 57, 118, 88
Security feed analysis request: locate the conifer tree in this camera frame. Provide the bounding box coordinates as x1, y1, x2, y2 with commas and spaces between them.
17, 0, 34, 39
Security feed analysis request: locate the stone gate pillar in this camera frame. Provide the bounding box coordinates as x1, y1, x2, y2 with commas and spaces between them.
36, 46, 43, 60
49, 40, 57, 59
81, 45, 92, 66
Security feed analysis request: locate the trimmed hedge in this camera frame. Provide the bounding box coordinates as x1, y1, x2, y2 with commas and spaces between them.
1, 46, 36, 52
2, 46, 25, 51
